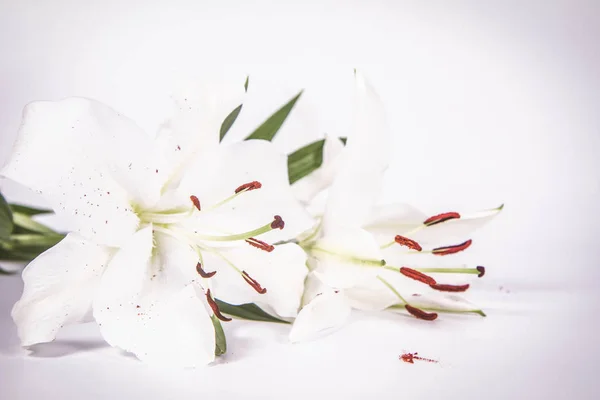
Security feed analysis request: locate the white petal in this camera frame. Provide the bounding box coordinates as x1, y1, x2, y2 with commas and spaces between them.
344, 277, 400, 311
292, 134, 345, 206
178, 140, 313, 241
322, 72, 389, 232
1, 98, 167, 246
363, 203, 427, 241
156, 74, 247, 190
312, 228, 384, 289
204, 243, 308, 318
366, 204, 504, 246
289, 291, 351, 343
93, 226, 215, 367
11, 233, 113, 346
401, 293, 483, 314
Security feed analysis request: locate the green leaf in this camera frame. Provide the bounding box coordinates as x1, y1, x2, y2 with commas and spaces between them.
215, 299, 289, 323
244, 91, 303, 142
287, 136, 348, 185
0, 193, 13, 240
218, 76, 249, 142
219, 104, 243, 142
287, 139, 326, 185
12, 212, 59, 235
9, 203, 53, 216
211, 315, 227, 356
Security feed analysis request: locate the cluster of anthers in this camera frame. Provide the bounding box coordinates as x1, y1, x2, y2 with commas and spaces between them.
140, 180, 285, 322
378, 211, 489, 321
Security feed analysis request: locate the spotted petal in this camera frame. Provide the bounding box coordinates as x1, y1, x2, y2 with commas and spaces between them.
93, 226, 215, 367
11, 233, 114, 346
1, 98, 167, 246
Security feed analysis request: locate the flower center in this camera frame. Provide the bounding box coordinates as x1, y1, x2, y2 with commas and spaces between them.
137, 180, 286, 320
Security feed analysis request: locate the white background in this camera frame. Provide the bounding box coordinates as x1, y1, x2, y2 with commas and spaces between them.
1, 1, 599, 398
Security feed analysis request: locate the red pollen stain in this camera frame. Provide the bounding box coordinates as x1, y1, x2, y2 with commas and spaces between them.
394, 235, 422, 251
432, 239, 472, 256
400, 267, 436, 285
400, 352, 438, 364
271, 215, 285, 230
429, 283, 470, 292
405, 304, 438, 321
235, 181, 262, 194
242, 271, 267, 294
476, 266, 486, 278
196, 262, 217, 278
177, 145, 181, 151
245, 237, 275, 252
206, 289, 232, 322
423, 212, 461, 226
190, 195, 201, 211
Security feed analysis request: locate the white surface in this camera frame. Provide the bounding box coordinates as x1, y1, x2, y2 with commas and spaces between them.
1, 0, 599, 398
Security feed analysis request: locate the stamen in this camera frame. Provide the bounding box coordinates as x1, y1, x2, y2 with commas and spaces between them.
423, 212, 461, 226
394, 235, 422, 251
400, 267, 436, 285
235, 181, 262, 194
429, 283, 470, 292
432, 239, 472, 256
206, 289, 232, 322
190, 195, 201, 211
196, 262, 216, 278
477, 266, 485, 278
245, 237, 275, 252
405, 304, 438, 321
242, 271, 267, 294
271, 215, 285, 230
400, 353, 415, 364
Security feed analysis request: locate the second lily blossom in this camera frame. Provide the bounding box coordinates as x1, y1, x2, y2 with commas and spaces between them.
289, 72, 503, 342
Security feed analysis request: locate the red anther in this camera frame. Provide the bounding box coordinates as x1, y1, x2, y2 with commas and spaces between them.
400, 352, 438, 364
429, 283, 470, 292
190, 195, 201, 211
476, 266, 485, 278
271, 215, 285, 230
235, 181, 262, 194
242, 271, 267, 294
432, 239, 472, 256
405, 304, 438, 321
423, 212, 461, 226
245, 237, 275, 252
206, 289, 232, 322
400, 353, 415, 364
196, 262, 216, 278
394, 235, 422, 251
400, 267, 437, 285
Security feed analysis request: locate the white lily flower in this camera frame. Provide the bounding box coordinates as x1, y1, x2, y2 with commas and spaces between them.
2, 76, 313, 367
289, 72, 501, 342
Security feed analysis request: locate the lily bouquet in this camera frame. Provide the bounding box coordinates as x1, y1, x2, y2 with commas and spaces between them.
0, 71, 501, 367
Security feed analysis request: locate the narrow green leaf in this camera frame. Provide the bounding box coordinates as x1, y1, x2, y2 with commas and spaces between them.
219, 104, 243, 142
215, 299, 289, 323
211, 315, 227, 356
12, 212, 59, 235
9, 203, 53, 216
0, 193, 13, 240
287, 139, 326, 185
287, 136, 348, 185
244, 91, 303, 142
244, 76, 249, 92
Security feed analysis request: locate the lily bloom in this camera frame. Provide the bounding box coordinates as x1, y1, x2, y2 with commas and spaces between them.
289, 72, 501, 342
2, 77, 312, 366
